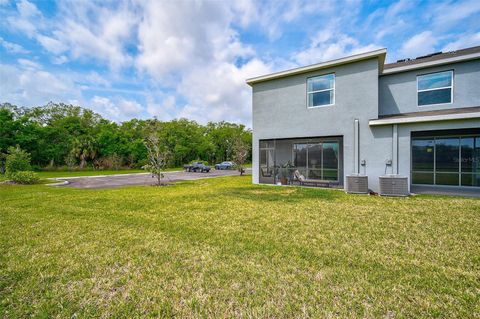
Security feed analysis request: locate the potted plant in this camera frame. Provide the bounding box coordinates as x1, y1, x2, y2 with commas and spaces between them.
278, 161, 295, 185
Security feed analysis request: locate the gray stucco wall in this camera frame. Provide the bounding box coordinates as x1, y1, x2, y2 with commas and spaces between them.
252, 58, 391, 190
379, 60, 480, 116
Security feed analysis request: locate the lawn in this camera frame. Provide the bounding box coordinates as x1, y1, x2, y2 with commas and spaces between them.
1, 176, 479, 318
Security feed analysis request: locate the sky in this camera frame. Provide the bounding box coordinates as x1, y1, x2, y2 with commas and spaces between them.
1, 0, 479, 126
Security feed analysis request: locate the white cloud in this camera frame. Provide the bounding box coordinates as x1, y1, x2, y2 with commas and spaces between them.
0, 36, 29, 54
442, 32, 480, 51
17, 58, 41, 70
177, 58, 271, 125
85, 71, 111, 87
89, 96, 145, 122
241, 0, 335, 40
134, 0, 271, 124
36, 34, 68, 55
430, 0, 480, 27
135, 0, 233, 79
293, 31, 381, 66
0, 63, 79, 106
6, 0, 43, 37
51, 55, 68, 65
400, 31, 438, 58
146, 95, 177, 121
117, 99, 143, 116
41, 2, 137, 70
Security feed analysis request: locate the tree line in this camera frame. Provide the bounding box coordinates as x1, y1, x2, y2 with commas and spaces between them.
0, 102, 252, 170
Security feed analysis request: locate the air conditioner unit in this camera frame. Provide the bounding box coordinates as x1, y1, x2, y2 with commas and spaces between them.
346, 174, 368, 194
379, 175, 409, 196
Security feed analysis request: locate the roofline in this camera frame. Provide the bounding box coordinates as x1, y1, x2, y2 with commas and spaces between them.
246, 48, 387, 86
369, 112, 480, 126
381, 52, 480, 75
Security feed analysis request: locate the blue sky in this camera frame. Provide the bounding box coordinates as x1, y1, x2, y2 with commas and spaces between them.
1, 0, 479, 126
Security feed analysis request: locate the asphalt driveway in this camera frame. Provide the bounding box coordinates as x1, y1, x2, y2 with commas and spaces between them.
52, 169, 248, 189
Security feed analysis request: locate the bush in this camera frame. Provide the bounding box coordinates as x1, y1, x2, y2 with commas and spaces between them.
9, 171, 39, 184
5, 146, 31, 176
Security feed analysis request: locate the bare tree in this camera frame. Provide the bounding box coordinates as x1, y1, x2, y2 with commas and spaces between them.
143, 133, 169, 186
233, 137, 249, 176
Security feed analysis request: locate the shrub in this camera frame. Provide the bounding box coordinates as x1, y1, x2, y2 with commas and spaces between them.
9, 171, 39, 184
5, 146, 31, 176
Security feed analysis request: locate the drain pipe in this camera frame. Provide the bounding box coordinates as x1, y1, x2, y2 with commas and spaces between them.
354, 119, 360, 174
392, 124, 398, 174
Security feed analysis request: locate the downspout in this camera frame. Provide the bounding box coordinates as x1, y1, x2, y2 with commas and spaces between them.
354, 119, 360, 174
392, 124, 398, 174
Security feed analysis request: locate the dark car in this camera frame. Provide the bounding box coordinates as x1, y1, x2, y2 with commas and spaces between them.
215, 161, 234, 170
183, 162, 211, 173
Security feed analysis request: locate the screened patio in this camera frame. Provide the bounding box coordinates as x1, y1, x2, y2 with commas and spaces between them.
259, 137, 343, 187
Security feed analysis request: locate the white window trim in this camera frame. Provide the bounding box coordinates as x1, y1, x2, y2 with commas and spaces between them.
416, 70, 453, 107
307, 74, 335, 108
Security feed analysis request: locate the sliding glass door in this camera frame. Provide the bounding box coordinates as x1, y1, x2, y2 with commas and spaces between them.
293, 142, 339, 181
412, 135, 480, 187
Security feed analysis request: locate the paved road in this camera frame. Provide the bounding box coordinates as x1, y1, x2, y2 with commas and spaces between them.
53, 169, 248, 189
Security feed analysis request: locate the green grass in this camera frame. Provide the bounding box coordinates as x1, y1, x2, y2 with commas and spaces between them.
1, 177, 479, 318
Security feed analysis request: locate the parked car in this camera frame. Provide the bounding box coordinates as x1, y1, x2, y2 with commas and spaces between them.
215, 161, 235, 170
183, 162, 211, 173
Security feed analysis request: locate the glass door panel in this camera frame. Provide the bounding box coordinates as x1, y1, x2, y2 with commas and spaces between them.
435, 138, 460, 172
322, 142, 339, 181
307, 143, 321, 179
411, 139, 434, 185
259, 147, 275, 184
293, 144, 308, 178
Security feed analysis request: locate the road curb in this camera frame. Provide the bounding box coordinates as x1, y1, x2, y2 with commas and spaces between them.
46, 180, 70, 186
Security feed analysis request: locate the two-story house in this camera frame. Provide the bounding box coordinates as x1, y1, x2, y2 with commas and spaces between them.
246, 46, 480, 196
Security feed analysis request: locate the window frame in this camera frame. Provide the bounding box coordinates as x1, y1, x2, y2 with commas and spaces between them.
416, 70, 454, 107
306, 73, 335, 108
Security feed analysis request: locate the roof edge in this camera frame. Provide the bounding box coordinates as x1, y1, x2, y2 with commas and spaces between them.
369, 111, 480, 126
246, 48, 387, 86
381, 52, 480, 75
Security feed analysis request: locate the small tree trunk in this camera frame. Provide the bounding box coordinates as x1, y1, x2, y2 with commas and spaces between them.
80, 155, 86, 168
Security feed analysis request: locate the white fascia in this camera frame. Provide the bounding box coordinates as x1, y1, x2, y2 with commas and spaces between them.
246, 48, 387, 85
369, 112, 480, 126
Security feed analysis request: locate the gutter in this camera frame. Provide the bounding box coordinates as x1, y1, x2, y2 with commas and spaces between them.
369, 112, 480, 126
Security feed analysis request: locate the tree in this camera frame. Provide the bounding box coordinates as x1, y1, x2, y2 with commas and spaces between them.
143, 133, 169, 186
5, 146, 32, 177
233, 137, 248, 176
71, 136, 98, 168
0, 151, 6, 174
0, 102, 253, 170
64, 151, 77, 171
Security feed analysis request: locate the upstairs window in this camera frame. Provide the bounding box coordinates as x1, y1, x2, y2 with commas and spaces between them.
417, 71, 453, 106
307, 74, 335, 107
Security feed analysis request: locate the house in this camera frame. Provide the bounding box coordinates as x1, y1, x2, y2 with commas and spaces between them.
246, 46, 480, 196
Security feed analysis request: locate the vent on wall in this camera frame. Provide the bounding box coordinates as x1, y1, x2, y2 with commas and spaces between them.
379, 175, 409, 196
346, 175, 368, 194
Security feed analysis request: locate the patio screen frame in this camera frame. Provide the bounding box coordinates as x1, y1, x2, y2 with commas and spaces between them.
259, 136, 343, 187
